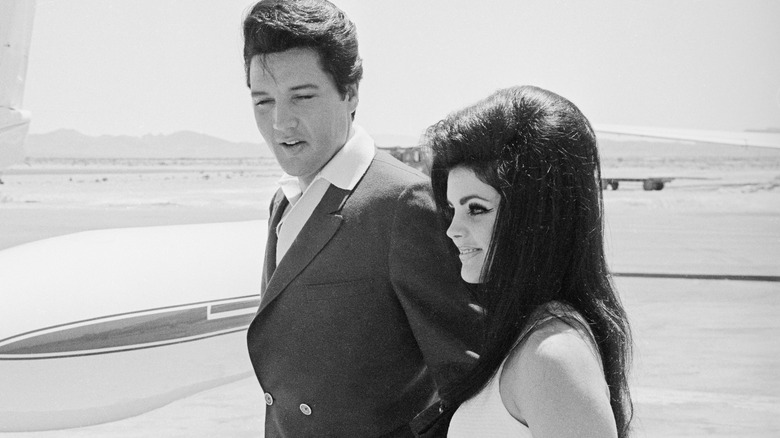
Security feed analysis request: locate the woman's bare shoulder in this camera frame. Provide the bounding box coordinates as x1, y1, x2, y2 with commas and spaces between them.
498, 318, 616, 438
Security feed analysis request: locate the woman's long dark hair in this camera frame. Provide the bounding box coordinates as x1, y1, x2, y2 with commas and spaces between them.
426, 85, 633, 437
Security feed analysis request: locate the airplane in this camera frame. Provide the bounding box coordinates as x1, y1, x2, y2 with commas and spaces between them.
594, 124, 780, 190
1, 1, 267, 431
386, 145, 680, 191
0, 222, 265, 431
385, 126, 780, 190
0, 0, 33, 175
2, 0, 780, 433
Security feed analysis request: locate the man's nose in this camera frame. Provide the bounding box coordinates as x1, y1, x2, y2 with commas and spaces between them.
272, 103, 297, 131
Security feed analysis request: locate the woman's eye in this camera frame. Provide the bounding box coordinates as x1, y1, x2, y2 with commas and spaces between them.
294, 95, 314, 101
467, 203, 492, 215
254, 99, 273, 107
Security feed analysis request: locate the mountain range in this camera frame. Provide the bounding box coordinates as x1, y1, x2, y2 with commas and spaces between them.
24, 129, 423, 159
26, 128, 771, 161
24, 130, 270, 159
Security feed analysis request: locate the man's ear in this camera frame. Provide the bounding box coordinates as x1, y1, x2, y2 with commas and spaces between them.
345, 84, 359, 107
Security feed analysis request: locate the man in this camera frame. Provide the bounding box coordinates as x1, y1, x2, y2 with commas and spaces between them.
243, 1, 480, 436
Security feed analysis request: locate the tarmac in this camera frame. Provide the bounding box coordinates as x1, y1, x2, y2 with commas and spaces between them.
0, 155, 778, 437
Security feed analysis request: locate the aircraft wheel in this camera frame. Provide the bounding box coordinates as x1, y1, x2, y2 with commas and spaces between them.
654, 182, 665, 190
642, 180, 655, 191
601, 180, 618, 190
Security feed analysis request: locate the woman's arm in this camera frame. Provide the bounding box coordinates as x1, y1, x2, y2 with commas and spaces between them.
500, 319, 617, 438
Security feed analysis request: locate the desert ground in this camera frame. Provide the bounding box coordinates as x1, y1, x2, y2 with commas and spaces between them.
1, 143, 779, 437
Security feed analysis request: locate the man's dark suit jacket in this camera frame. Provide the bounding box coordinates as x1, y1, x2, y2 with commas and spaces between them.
247, 151, 480, 438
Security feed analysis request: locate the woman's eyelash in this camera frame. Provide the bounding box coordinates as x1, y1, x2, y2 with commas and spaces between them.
467, 203, 493, 214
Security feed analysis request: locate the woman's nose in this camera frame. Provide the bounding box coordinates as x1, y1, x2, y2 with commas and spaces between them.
446, 214, 463, 240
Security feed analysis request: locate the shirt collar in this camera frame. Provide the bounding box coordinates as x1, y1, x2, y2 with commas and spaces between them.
278, 125, 376, 201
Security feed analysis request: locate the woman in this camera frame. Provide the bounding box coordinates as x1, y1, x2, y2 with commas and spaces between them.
424, 86, 632, 437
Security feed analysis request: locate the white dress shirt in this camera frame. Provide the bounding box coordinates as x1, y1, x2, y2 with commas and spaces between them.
275, 125, 376, 263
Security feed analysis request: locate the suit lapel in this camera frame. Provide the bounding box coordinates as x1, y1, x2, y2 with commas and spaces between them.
262, 191, 288, 292
258, 184, 351, 314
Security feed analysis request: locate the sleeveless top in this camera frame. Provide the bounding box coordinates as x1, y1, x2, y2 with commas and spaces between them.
447, 301, 604, 438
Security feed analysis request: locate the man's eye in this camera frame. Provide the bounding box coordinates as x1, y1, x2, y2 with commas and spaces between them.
294, 95, 314, 101
254, 99, 273, 107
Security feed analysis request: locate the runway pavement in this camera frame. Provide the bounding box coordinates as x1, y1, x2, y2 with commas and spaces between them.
1, 159, 778, 437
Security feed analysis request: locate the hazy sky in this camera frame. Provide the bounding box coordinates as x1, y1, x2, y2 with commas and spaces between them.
23, 0, 780, 143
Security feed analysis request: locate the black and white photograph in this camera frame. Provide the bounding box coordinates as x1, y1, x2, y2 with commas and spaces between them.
1, 1, 778, 437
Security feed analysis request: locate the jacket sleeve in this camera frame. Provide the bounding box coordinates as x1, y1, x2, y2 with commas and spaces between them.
388, 180, 483, 392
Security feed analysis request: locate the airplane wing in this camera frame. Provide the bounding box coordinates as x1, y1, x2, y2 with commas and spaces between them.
0, 221, 266, 432
0, 0, 35, 170
595, 124, 780, 149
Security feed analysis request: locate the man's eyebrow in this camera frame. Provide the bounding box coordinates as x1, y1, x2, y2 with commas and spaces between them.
250, 84, 319, 97
289, 84, 319, 92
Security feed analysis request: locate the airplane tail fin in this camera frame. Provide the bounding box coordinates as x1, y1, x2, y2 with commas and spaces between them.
0, 0, 36, 170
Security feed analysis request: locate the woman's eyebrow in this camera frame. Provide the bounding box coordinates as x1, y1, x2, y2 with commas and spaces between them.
457, 195, 491, 205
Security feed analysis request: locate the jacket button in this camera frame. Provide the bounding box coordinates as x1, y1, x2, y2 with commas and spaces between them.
299, 403, 312, 415
264, 393, 273, 406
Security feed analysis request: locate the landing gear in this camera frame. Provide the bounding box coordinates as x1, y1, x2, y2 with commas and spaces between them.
601, 179, 619, 190
642, 180, 664, 191
602, 177, 670, 191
